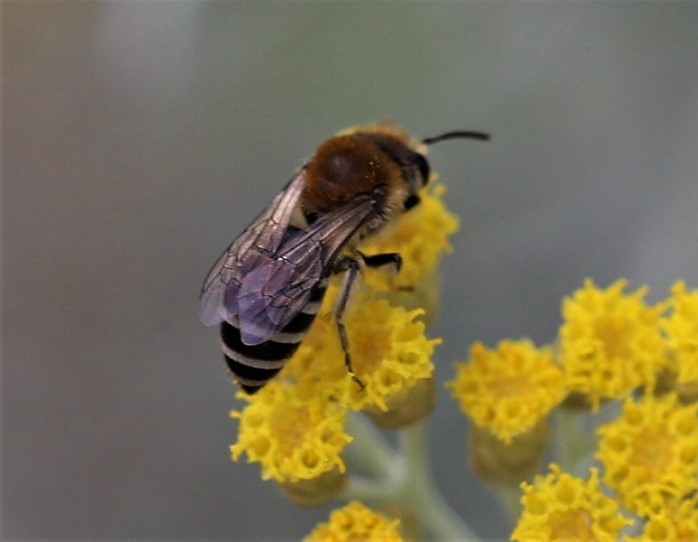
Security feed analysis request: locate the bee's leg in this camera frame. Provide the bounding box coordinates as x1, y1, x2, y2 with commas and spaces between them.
357, 251, 402, 273
333, 251, 404, 390
358, 250, 405, 288
333, 257, 365, 390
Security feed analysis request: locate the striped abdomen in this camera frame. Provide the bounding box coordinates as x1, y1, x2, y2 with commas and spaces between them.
220, 280, 328, 393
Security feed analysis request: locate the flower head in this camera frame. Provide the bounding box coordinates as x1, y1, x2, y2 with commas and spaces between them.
304, 500, 403, 542
230, 381, 352, 483
230, 284, 440, 480
662, 280, 698, 391
559, 278, 667, 410
512, 464, 633, 541
448, 339, 565, 444
285, 285, 439, 413
625, 494, 698, 542
360, 182, 459, 293
595, 392, 698, 517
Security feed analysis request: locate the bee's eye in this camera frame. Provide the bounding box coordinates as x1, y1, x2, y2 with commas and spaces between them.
404, 194, 420, 210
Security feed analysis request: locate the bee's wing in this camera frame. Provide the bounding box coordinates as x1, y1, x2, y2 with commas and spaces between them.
199, 171, 306, 326
236, 194, 378, 346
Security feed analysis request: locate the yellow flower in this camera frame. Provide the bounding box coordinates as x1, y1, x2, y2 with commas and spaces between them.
230, 381, 352, 483
286, 284, 439, 413
662, 280, 698, 387
559, 278, 667, 410
230, 285, 440, 480
595, 392, 698, 517
304, 500, 403, 542
360, 182, 459, 292
625, 494, 698, 542
511, 464, 633, 542
448, 340, 565, 444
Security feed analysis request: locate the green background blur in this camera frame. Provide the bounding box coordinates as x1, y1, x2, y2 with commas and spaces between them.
4, 2, 698, 540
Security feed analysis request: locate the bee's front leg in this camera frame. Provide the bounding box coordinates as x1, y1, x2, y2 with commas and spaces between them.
357, 250, 402, 273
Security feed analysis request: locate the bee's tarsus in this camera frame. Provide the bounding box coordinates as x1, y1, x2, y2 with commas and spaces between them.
350, 370, 366, 390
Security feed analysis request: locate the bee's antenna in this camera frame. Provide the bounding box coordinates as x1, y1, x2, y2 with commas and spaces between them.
423, 130, 491, 145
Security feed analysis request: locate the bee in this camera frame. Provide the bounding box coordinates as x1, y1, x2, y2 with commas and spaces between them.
200, 122, 489, 393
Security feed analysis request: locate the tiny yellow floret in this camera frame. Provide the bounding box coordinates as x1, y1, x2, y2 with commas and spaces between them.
595, 392, 698, 517
448, 340, 565, 444
511, 464, 633, 542
304, 500, 403, 542
230, 381, 352, 483
662, 280, 698, 386
559, 278, 667, 410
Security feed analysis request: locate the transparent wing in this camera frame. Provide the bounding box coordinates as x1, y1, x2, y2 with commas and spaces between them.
199, 170, 306, 326
236, 194, 378, 345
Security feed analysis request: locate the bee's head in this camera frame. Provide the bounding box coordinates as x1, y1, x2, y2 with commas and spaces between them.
400, 152, 430, 210
400, 130, 491, 211
402, 130, 490, 210
303, 125, 490, 217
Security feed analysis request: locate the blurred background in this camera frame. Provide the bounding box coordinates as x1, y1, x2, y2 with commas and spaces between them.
4, 2, 698, 540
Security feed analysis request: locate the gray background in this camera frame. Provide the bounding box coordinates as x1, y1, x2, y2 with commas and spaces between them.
4, 2, 698, 540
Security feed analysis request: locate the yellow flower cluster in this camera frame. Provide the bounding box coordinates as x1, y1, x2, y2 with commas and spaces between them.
361, 182, 459, 291
662, 280, 698, 390
304, 501, 402, 542
446, 279, 698, 537
448, 340, 565, 444
560, 278, 667, 410
230, 185, 452, 484
230, 383, 351, 483
285, 290, 440, 413
596, 392, 698, 517
626, 493, 698, 542
512, 464, 632, 541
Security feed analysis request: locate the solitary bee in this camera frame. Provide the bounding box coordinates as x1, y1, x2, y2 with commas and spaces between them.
200, 122, 488, 393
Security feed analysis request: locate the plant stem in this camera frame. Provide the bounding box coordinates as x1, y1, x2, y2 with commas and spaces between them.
344, 412, 396, 479
398, 421, 481, 541
342, 415, 482, 541
555, 407, 594, 475
493, 484, 521, 523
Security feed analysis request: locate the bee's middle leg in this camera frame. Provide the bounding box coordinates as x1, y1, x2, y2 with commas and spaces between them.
333, 257, 365, 389
333, 252, 403, 390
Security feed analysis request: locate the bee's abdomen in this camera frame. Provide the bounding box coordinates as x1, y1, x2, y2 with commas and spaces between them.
220, 284, 327, 393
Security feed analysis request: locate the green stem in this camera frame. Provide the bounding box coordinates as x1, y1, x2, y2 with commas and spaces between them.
493, 484, 521, 523
555, 407, 594, 474
344, 412, 396, 479
398, 421, 481, 541
341, 416, 482, 541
